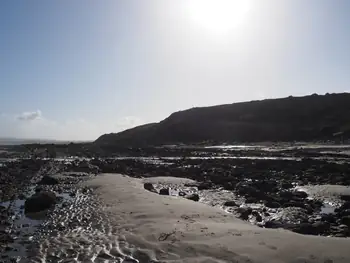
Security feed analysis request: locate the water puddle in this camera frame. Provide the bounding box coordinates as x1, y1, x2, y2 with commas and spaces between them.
0, 188, 77, 261
321, 203, 336, 214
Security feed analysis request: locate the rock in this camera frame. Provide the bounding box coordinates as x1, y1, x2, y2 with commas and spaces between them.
186, 193, 200, 202
338, 209, 350, 216
245, 196, 259, 203
340, 195, 350, 201
281, 182, 293, 189
321, 213, 336, 223
291, 223, 314, 235
236, 183, 265, 200
38, 175, 59, 185
264, 220, 284, 229
35, 187, 43, 193
24, 191, 57, 213
312, 221, 330, 234
159, 188, 170, 195
18, 193, 26, 200
223, 201, 238, 207
197, 182, 212, 190
294, 191, 308, 199
252, 211, 262, 222
178, 191, 186, 197
341, 216, 350, 227
143, 183, 157, 193
340, 201, 350, 210
236, 207, 252, 220
279, 190, 308, 201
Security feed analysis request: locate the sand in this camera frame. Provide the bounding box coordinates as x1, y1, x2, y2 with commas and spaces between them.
80, 174, 350, 263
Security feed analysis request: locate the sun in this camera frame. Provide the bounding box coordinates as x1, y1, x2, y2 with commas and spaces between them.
187, 0, 252, 34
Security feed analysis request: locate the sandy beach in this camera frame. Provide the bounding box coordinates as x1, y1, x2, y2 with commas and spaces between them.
74, 173, 350, 263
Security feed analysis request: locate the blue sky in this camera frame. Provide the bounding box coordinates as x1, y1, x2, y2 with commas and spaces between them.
1, 0, 349, 140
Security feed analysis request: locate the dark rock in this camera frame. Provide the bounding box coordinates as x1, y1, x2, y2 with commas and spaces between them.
24, 191, 57, 213
38, 175, 59, 185
281, 182, 293, 189
291, 223, 314, 235
35, 187, 43, 193
178, 191, 186, 197
338, 209, 350, 217
185, 193, 200, 202
252, 211, 262, 222
197, 182, 212, 190
312, 221, 330, 233
245, 196, 259, 203
236, 207, 252, 220
159, 188, 170, 195
279, 190, 308, 201
340, 201, 350, 210
340, 195, 350, 201
321, 213, 336, 223
143, 183, 157, 193
294, 191, 308, 199
264, 220, 283, 229
184, 183, 199, 187
223, 201, 238, 207
5, 246, 14, 252
18, 193, 26, 200
341, 216, 350, 227
236, 183, 265, 200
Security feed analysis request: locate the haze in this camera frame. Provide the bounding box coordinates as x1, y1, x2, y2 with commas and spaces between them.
0, 0, 349, 140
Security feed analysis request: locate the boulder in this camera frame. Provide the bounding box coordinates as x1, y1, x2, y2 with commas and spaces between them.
236, 207, 252, 220
264, 220, 284, 229
38, 175, 59, 185
25, 191, 57, 213
311, 221, 330, 234
159, 188, 170, 195
291, 223, 314, 235
197, 182, 212, 190
143, 183, 157, 193
340, 195, 350, 201
252, 211, 262, 222
178, 191, 186, 197
223, 201, 238, 207
341, 216, 350, 227
186, 193, 200, 202
281, 182, 293, 189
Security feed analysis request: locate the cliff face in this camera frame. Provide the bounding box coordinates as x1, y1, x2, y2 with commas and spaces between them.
95, 93, 350, 146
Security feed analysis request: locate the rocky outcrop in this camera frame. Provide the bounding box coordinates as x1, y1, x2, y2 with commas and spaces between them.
38, 175, 59, 185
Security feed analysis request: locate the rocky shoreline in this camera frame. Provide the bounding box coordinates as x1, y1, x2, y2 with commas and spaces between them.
1, 144, 350, 261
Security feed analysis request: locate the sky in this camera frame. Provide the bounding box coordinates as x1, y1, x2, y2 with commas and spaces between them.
0, 0, 349, 140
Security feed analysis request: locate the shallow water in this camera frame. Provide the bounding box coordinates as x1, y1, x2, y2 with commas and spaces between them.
321, 203, 336, 214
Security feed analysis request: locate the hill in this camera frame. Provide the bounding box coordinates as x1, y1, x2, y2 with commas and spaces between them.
95, 93, 350, 146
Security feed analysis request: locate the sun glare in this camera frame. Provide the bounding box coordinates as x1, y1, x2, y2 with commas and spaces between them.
187, 0, 252, 34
